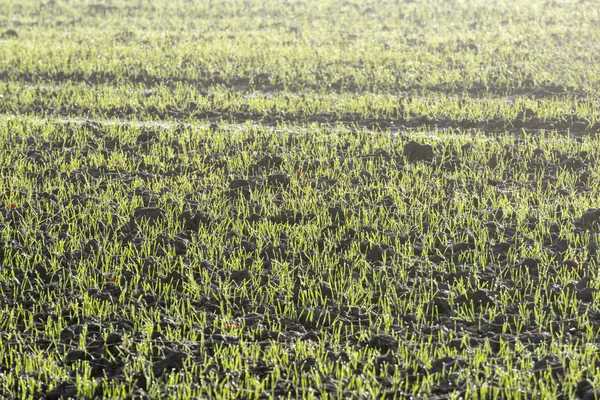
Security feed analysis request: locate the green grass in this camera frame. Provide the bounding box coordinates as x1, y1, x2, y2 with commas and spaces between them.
2, 0, 600, 399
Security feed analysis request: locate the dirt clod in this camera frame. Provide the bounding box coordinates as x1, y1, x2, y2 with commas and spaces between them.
403, 140, 434, 162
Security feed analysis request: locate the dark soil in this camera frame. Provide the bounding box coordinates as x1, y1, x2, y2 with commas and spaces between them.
0, 69, 588, 99
1, 117, 600, 399
3, 98, 599, 137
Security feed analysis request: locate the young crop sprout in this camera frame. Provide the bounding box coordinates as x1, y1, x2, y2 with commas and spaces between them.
1, 0, 600, 398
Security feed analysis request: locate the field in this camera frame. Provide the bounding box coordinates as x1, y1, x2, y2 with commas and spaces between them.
2, 0, 600, 398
